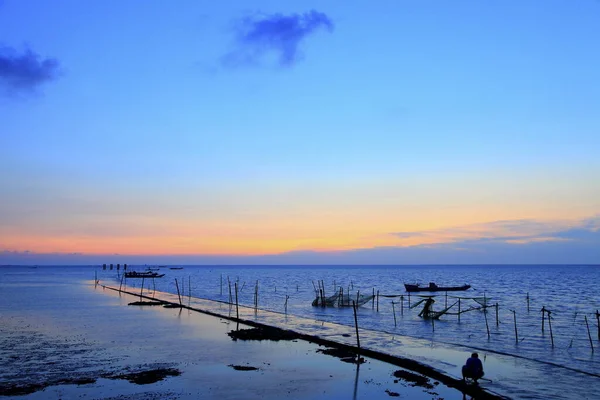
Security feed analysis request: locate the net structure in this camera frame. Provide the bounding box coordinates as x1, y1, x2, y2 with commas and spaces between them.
312, 292, 375, 308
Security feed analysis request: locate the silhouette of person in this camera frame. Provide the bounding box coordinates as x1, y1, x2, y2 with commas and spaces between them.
462, 352, 484, 383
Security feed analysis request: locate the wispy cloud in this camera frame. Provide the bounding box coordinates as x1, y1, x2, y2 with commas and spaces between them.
222, 10, 334, 68
390, 218, 585, 245
0, 46, 61, 95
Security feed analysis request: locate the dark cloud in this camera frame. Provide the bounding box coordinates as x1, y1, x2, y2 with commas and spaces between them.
222, 10, 333, 68
0, 46, 60, 95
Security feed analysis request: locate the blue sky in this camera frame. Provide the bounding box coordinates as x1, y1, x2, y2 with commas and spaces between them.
1, 1, 599, 265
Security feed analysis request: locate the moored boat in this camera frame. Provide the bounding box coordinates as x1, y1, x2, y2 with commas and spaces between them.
124, 271, 165, 278
404, 282, 470, 292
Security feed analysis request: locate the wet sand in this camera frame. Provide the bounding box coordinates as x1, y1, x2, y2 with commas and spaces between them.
0, 276, 495, 399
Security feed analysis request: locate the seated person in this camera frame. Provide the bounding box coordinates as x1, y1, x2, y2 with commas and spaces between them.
462, 352, 484, 383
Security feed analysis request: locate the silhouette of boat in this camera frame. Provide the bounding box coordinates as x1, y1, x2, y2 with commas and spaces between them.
404, 282, 471, 292
124, 271, 165, 278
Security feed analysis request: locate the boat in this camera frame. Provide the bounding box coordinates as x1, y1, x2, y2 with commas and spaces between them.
124, 271, 165, 278
169, 267, 184, 270
404, 282, 471, 293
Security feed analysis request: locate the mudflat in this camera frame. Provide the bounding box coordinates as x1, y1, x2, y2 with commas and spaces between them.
0, 276, 478, 399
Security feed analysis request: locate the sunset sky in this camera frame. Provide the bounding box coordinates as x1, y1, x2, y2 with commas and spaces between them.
1, 0, 599, 265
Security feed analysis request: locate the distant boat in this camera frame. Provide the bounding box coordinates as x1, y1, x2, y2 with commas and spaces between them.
169, 267, 184, 270
404, 282, 471, 293
125, 271, 165, 278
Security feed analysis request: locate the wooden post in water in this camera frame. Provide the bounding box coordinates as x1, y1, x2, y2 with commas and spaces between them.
352, 301, 361, 354
372, 288, 375, 309
541, 306, 546, 333
220, 274, 223, 295
392, 301, 397, 327
95, 270, 98, 287
255, 280, 259, 310
512, 310, 518, 343
596, 310, 600, 341
356, 290, 360, 306
228, 281, 232, 305
376, 290, 380, 312
445, 292, 448, 308
140, 277, 145, 300
119, 274, 124, 291
152, 277, 156, 299
284, 295, 289, 314
585, 316, 594, 352
548, 310, 554, 347
495, 303, 499, 326
408, 292, 411, 307
400, 295, 404, 315
527, 292, 530, 312
484, 305, 490, 339
431, 313, 435, 332
234, 282, 239, 321
175, 278, 182, 305
458, 298, 461, 322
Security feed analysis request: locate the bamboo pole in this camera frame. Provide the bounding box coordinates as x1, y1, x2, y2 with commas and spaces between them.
372, 288, 375, 309
376, 290, 380, 312
285, 295, 289, 314
228, 281, 232, 305
408, 292, 411, 307
235, 282, 239, 321
585, 316, 594, 352
548, 310, 554, 347
445, 292, 448, 308
495, 303, 499, 326
140, 277, 145, 300
484, 305, 490, 339
175, 278, 182, 305
527, 292, 530, 312
541, 306, 546, 333
458, 298, 461, 322
392, 301, 397, 327
94, 270, 97, 287
596, 310, 600, 340
220, 274, 223, 295
400, 295, 404, 315
352, 301, 361, 352
119, 274, 124, 291
512, 310, 518, 343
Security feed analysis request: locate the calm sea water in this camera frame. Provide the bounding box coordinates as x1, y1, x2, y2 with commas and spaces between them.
3, 264, 599, 399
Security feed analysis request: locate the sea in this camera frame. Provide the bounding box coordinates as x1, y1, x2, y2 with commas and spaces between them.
2, 264, 599, 399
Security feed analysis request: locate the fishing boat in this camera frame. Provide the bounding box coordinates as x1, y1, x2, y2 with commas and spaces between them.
124, 271, 165, 278
404, 282, 471, 293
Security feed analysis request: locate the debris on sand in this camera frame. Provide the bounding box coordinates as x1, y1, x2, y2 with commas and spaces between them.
227, 327, 300, 341
392, 370, 434, 389
228, 364, 259, 371
108, 368, 181, 385
163, 304, 185, 309
0, 377, 97, 396
128, 301, 164, 306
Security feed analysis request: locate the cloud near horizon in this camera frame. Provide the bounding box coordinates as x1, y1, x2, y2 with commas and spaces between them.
0, 45, 60, 95
222, 10, 334, 68
2, 216, 599, 265
390, 217, 600, 246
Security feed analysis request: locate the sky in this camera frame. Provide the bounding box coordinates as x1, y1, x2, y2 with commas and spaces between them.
1, 0, 599, 265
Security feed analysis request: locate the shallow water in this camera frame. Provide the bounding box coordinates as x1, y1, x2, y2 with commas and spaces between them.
2, 264, 600, 399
